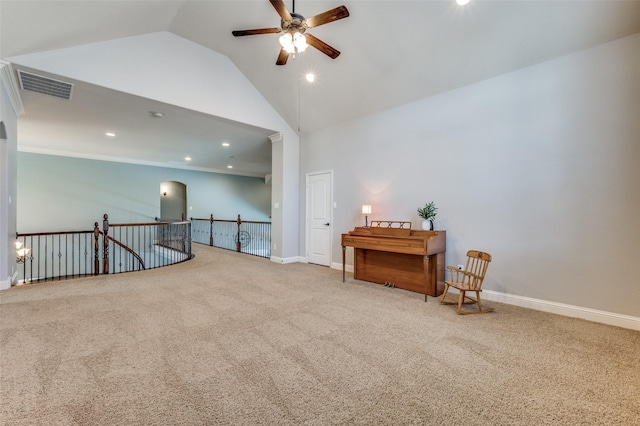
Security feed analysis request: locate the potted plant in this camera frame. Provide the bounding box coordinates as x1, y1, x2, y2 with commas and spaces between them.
417, 201, 437, 230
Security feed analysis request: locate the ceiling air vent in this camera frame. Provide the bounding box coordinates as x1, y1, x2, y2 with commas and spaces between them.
17, 70, 73, 100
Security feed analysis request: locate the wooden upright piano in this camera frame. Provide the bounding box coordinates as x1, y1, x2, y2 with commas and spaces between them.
341, 224, 446, 301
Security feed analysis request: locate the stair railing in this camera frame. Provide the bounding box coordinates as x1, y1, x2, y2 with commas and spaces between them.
190, 214, 271, 259
16, 213, 192, 284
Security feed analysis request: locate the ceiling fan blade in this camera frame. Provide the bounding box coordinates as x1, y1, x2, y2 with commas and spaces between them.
276, 48, 289, 65
305, 34, 341, 59
269, 0, 292, 22
232, 28, 281, 37
305, 5, 349, 28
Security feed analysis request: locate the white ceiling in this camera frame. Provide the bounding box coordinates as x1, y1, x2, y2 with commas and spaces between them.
13, 66, 275, 177
2, 0, 640, 176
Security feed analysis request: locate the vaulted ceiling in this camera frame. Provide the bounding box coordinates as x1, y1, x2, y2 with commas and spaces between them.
2, 0, 640, 176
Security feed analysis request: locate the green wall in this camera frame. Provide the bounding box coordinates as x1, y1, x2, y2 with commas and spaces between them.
17, 152, 271, 232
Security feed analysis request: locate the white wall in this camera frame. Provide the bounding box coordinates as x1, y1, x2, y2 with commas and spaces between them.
300, 33, 640, 319
17, 152, 271, 232
0, 98, 14, 289
0, 62, 22, 289
8, 31, 299, 260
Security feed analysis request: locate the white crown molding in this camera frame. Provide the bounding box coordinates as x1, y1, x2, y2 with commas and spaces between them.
0, 61, 25, 116
17, 146, 267, 178
268, 133, 283, 144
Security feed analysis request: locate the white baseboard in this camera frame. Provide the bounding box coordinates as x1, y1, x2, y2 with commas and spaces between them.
270, 256, 304, 264
327, 264, 638, 331
483, 290, 639, 331
331, 262, 353, 273
0, 272, 16, 290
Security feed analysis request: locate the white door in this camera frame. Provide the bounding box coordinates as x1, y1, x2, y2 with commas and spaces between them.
307, 172, 332, 266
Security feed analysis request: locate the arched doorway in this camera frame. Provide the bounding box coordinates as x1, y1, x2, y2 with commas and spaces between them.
160, 181, 187, 221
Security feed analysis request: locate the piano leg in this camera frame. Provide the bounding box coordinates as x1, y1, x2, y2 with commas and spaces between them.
342, 245, 346, 282
424, 255, 429, 302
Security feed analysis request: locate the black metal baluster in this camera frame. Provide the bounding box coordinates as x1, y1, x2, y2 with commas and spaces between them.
31, 235, 40, 281
122, 226, 127, 272
162, 224, 166, 267
154, 224, 157, 266
94, 222, 100, 276
56, 235, 61, 280
163, 224, 168, 266
64, 234, 68, 279
44, 235, 49, 281
21, 235, 27, 283
83, 233, 87, 276
137, 225, 141, 270
71, 234, 75, 278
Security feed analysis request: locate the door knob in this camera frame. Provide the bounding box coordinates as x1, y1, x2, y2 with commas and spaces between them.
324, 222, 330, 226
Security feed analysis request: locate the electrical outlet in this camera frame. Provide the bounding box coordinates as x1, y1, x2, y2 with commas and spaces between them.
273, 243, 277, 250
457, 264, 464, 270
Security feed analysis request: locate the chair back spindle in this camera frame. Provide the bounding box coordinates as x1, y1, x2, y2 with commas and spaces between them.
464, 250, 491, 290
441, 250, 493, 314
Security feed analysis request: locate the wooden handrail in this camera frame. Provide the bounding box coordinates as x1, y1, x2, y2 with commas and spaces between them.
110, 222, 172, 227
17, 230, 94, 237
105, 235, 145, 270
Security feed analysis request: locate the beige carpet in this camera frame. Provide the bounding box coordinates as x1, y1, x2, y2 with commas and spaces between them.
1, 245, 638, 425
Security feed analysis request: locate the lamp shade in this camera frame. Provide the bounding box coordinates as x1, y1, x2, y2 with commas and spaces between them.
362, 205, 372, 214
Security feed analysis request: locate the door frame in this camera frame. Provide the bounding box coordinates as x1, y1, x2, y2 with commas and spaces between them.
305, 170, 334, 266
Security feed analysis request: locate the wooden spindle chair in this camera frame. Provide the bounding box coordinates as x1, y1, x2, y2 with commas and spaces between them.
440, 250, 493, 314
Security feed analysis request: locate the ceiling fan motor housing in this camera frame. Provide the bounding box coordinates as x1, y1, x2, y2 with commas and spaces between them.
282, 13, 307, 33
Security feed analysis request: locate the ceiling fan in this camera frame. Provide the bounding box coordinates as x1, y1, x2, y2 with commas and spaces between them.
232, 0, 349, 65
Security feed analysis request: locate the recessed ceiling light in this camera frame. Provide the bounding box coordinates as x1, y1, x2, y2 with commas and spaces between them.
184, 157, 191, 161
105, 132, 116, 137
227, 165, 233, 169
456, 0, 471, 5
149, 111, 164, 118
222, 142, 230, 147
305, 73, 315, 83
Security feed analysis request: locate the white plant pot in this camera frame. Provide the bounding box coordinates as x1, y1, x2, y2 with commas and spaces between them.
421, 220, 433, 231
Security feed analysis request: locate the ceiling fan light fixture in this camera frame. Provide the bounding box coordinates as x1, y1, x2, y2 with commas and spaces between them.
279, 31, 308, 54
293, 32, 308, 52
279, 33, 294, 52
